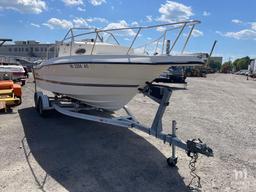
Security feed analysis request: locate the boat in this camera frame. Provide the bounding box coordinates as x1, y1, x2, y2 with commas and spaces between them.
0, 57, 26, 82
34, 20, 208, 111
0, 39, 26, 82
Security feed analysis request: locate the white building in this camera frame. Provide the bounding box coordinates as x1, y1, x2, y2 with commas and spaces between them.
0, 40, 54, 59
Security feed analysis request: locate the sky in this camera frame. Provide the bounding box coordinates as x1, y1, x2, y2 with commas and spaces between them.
0, 0, 256, 61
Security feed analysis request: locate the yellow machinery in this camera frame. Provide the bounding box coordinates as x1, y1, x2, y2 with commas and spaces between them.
0, 80, 21, 111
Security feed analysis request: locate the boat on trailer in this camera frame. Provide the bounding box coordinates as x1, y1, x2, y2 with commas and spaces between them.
34, 20, 213, 173
33, 20, 208, 111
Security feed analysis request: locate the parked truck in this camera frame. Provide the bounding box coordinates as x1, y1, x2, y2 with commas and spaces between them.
248, 59, 256, 78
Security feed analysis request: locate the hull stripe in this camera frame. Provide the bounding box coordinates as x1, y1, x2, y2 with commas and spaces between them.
35, 61, 204, 69
35, 77, 140, 88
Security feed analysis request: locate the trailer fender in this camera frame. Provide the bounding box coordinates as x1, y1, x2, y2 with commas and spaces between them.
41, 94, 50, 109
34, 91, 43, 108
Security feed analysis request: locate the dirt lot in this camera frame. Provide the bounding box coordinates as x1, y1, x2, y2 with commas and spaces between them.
0, 73, 255, 192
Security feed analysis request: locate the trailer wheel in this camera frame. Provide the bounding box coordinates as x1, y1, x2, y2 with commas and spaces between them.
37, 97, 47, 117
167, 157, 178, 167
34, 92, 38, 111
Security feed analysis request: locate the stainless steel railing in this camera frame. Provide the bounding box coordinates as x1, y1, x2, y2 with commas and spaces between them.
46, 20, 201, 58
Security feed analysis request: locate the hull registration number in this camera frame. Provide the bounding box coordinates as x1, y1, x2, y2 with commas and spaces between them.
69, 64, 89, 69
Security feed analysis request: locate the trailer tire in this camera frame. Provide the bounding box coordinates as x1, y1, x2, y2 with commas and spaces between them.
34, 92, 38, 111
167, 157, 178, 167
37, 97, 47, 117
34, 92, 44, 111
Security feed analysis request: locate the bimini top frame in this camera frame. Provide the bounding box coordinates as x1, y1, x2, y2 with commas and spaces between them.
59, 20, 201, 56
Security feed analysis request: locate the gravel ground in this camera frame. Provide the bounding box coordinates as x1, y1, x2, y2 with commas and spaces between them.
0, 73, 255, 192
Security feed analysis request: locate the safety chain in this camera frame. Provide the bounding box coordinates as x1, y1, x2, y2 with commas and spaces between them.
187, 152, 202, 191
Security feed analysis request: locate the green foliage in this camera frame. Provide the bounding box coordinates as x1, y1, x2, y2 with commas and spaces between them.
209, 60, 221, 71
220, 56, 251, 73
232, 56, 250, 71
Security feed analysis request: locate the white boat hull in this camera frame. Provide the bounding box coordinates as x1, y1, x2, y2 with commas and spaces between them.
34, 54, 206, 111
37, 80, 139, 110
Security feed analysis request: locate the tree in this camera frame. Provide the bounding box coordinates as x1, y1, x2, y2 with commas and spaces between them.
209, 60, 221, 71
233, 56, 250, 71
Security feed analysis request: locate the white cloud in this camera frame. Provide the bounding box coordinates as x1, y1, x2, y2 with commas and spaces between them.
62, 0, 83, 6
232, 19, 243, 24
203, 11, 210, 16
86, 17, 108, 23
215, 31, 222, 35
104, 20, 136, 36
146, 15, 153, 22
43, 17, 109, 30
46, 18, 73, 29
0, 0, 47, 14
184, 29, 203, 37
89, 0, 106, 6
77, 7, 85, 11
156, 26, 166, 32
157, 1, 193, 22
30, 22, 40, 28
251, 22, 256, 31
131, 21, 139, 27
217, 29, 256, 40
192, 29, 203, 37
73, 17, 88, 27
42, 23, 54, 30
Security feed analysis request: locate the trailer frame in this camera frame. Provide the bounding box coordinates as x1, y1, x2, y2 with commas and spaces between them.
33, 81, 213, 166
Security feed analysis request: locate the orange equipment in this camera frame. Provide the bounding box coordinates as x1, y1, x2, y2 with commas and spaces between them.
0, 80, 22, 110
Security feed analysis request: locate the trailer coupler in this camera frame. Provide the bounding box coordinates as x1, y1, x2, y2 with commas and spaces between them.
186, 139, 213, 157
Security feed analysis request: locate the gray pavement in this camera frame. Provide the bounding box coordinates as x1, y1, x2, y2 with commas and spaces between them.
0, 74, 255, 192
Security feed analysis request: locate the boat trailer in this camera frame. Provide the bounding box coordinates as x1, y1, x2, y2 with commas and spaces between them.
34, 82, 213, 167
